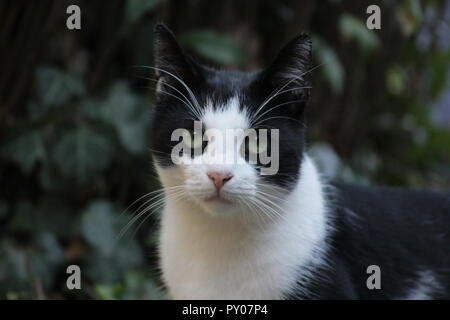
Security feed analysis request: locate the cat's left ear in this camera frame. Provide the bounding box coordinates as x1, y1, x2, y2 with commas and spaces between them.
261, 34, 312, 110
153, 24, 201, 94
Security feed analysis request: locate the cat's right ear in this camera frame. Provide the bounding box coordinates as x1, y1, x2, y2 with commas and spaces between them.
259, 34, 312, 97
153, 24, 200, 94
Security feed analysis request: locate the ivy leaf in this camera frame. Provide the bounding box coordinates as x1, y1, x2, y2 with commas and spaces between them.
121, 271, 167, 300
81, 201, 116, 257
396, 0, 423, 36
36, 66, 85, 108
339, 14, 380, 53
30, 233, 65, 290
386, 66, 406, 96
180, 30, 246, 66
100, 82, 150, 154
95, 284, 124, 300
0, 240, 30, 296
125, 0, 162, 25
79, 99, 103, 120
100, 82, 138, 124
2, 131, 45, 175
313, 36, 345, 93
83, 210, 144, 285
10, 199, 76, 236
115, 100, 150, 154
52, 126, 114, 183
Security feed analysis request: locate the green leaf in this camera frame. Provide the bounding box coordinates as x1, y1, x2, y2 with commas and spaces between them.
125, 0, 162, 25
339, 14, 380, 53
81, 201, 116, 257
180, 30, 246, 66
121, 271, 167, 300
95, 284, 123, 300
113, 234, 144, 271
429, 51, 450, 99
0, 240, 28, 291
52, 125, 114, 183
115, 102, 150, 154
396, 0, 423, 36
2, 131, 45, 174
10, 199, 76, 236
79, 98, 103, 120
39, 159, 67, 191
82, 210, 144, 285
0, 233, 64, 293
84, 233, 144, 285
30, 233, 65, 289
36, 66, 85, 108
313, 36, 345, 93
386, 66, 406, 96
9, 201, 35, 232
99, 82, 150, 153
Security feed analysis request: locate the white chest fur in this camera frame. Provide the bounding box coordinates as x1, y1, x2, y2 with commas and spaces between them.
158, 156, 329, 299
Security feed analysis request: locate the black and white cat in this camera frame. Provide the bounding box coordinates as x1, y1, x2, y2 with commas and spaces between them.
149, 24, 450, 300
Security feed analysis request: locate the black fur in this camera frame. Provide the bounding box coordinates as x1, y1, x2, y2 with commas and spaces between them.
288, 185, 450, 299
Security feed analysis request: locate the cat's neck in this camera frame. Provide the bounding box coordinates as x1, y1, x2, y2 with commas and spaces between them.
159, 155, 330, 299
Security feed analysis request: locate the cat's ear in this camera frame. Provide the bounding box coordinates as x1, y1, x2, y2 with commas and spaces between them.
153, 24, 201, 94
261, 34, 312, 109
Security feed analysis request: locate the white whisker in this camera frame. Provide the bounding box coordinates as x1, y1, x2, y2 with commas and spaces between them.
249, 64, 322, 124
137, 65, 203, 117
117, 186, 186, 240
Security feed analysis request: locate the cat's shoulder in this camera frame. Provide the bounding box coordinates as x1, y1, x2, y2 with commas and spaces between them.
330, 182, 450, 217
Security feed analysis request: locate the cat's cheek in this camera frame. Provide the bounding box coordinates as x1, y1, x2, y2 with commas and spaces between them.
155, 164, 186, 188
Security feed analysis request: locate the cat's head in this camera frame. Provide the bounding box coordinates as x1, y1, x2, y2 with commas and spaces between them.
150, 24, 312, 218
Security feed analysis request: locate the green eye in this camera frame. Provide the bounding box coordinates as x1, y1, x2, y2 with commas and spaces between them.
248, 135, 267, 154
182, 129, 203, 149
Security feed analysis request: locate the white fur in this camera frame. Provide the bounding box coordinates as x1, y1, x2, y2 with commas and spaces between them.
156, 96, 329, 299
401, 270, 444, 300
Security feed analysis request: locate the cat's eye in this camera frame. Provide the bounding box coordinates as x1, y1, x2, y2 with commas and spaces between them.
182, 129, 203, 150
247, 135, 268, 154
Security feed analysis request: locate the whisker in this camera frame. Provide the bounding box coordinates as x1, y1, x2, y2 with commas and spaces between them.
156, 88, 203, 119
118, 186, 186, 239
118, 186, 183, 218
118, 196, 167, 239
253, 115, 303, 128
247, 197, 277, 224
251, 99, 306, 126
250, 87, 311, 124
249, 64, 322, 123
147, 147, 173, 156
131, 191, 188, 237
237, 198, 267, 230
135, 66, 203, 117
142, 77, 203, 120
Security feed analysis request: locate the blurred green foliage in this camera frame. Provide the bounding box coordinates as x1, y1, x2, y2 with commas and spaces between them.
180, 30, 247, 65
0, 0, 449, 299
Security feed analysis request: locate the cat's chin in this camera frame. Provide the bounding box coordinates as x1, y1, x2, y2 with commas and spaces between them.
195, 196, 244, 217
204, 194, 232, 205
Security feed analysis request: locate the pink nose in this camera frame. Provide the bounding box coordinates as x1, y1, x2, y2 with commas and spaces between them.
207, 171, 233, 190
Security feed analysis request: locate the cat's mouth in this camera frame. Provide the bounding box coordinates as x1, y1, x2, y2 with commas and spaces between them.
204, 194, 232, 204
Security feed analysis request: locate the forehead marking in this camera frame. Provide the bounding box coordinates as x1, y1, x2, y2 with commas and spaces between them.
201, 96, 249, 130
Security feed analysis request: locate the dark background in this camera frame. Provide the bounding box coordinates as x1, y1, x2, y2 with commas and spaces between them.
0, 0, 449, 299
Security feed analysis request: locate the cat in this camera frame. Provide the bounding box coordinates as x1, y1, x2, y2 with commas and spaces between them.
149, 24, 450, 300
